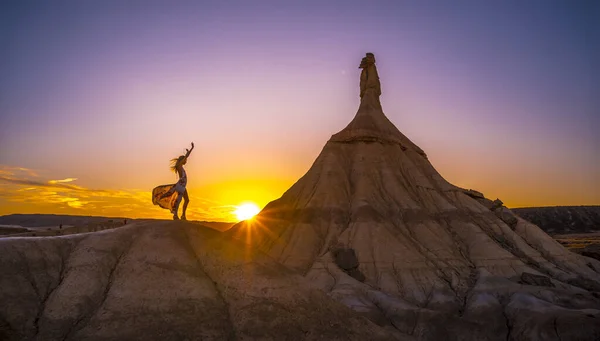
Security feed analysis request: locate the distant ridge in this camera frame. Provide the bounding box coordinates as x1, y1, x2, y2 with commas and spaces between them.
0, 214, 235, 231
512, 206, 600, 235
0, 214, 131, 227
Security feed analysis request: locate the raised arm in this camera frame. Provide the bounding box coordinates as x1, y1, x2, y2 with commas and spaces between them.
185, 142, 194, 158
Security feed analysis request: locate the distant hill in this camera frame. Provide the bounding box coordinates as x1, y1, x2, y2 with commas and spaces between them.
0, 214, 130, 228
512, 206, 600, 235
0, 214, 235, 231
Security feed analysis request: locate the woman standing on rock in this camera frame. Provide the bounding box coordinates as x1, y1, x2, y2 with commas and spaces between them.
152, 142, 194, 220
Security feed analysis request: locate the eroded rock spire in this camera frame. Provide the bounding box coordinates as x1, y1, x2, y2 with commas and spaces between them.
329, 53, 427, 156
359, 52, 381, 99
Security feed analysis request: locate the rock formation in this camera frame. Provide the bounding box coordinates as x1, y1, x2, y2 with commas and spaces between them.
1, 53, 599, 340
226, 53, 600, 340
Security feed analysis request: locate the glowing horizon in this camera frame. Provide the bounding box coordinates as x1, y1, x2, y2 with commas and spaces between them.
0, 1, 598, 220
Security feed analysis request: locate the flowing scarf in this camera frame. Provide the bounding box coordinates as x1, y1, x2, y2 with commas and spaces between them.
152, 184, 179, 211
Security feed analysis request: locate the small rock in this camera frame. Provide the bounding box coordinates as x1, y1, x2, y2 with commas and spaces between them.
491, 199, 503, 210
332, 247, 366, 282
334, 248, 359, 270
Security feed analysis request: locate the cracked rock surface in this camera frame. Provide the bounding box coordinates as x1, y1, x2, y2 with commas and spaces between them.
0, 222, 393, 341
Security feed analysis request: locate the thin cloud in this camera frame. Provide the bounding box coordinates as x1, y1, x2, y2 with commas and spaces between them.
0, 176, 93, 192
48, 178, 77, 184
0, 166, 39, 177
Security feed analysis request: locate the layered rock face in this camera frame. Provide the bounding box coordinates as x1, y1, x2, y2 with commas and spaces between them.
226, 53, 600, 340
0, 221, 393, 341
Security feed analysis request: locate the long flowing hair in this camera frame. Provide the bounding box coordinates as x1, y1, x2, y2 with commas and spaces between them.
170, 155, 185, 174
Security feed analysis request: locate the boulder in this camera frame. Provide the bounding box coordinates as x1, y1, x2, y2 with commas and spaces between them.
333, 248, 360, 270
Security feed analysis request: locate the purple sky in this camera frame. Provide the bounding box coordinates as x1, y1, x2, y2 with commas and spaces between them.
0, 0, 598, 219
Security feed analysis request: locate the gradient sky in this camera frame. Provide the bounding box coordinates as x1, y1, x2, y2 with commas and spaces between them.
1, 0, 598, 221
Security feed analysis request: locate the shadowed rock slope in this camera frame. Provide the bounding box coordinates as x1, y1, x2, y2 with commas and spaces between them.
0, 221, 394, 341
226, 54, 600, 340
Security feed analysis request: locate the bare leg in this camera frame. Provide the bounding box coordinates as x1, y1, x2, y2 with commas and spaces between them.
181, 190, 189, 220
172, 191, 184, 219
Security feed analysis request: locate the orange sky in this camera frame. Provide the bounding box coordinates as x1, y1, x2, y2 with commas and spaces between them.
0, 135, 598, 222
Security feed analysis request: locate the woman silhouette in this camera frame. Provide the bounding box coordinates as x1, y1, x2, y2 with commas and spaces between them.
152, 142, 194, 220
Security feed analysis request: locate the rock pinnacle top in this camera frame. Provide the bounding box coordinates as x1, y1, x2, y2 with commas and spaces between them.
329, 53, 426, 157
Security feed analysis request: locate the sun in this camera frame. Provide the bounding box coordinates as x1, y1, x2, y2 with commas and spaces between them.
234, 203, 260, 221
